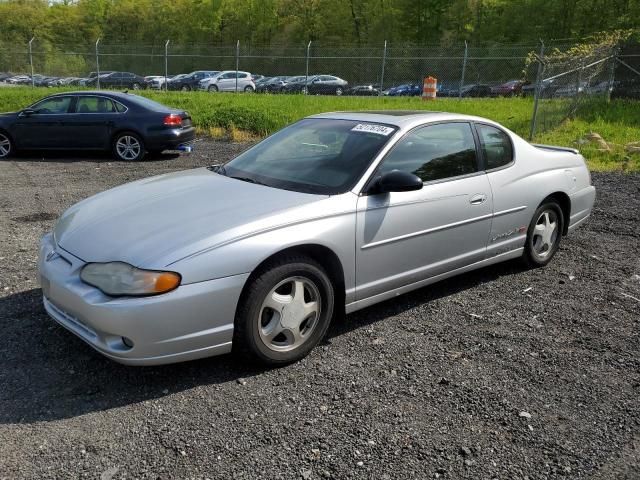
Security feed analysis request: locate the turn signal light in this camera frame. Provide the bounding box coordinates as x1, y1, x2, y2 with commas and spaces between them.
163, 114, 182, 126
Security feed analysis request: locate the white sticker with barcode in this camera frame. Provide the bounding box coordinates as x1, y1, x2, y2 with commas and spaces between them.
351, 124, 395, 136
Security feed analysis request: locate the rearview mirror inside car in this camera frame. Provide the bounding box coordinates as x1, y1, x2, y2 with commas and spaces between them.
369, 170, 423, 194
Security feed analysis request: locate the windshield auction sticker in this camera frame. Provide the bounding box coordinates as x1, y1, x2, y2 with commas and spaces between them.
351, 124, 395, 136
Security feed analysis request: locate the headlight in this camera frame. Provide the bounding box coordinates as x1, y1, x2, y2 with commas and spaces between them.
80, 262, 181, 297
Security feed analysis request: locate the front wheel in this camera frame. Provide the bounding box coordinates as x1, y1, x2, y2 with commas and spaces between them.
335, 87, 344, 96
208, 85, 218, 92
132, 82, 141, 90
0, 132, 14, 159
523, 201, 564, 267
234, 255, 335, 365
181, 85, 191, 92
112, 132, 145, 161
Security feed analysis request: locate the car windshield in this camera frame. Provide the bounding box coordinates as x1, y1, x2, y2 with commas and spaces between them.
220, 118, 397, 195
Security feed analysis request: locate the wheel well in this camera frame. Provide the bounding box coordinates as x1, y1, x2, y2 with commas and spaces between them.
111, 129, 143, 146
543, 192, 571, 235
246, 245, 346, 316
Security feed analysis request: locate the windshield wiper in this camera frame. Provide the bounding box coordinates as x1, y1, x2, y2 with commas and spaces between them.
229, 175, 267, 186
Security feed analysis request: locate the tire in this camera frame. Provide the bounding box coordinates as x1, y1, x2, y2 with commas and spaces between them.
244, 85, 254, 93
0, 131, 14, 159
208, 85, 218, 93
523, 201, 564, 267
112, 132, 145, 161
132, 83, 141, 90
181, 85, 191, 92
335, 87, 344, 96
234, 255, 335, 366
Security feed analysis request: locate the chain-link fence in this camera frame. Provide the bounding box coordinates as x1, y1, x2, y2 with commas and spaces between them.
1, 39, 638, 139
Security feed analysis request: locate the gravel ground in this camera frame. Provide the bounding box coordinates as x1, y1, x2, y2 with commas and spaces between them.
0, 140, 639, 480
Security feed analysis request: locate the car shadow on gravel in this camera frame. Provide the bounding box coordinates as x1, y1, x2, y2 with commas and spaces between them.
10, 150, 180, 163
0, 260, 526, 425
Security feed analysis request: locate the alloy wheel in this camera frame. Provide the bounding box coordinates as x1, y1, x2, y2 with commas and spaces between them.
115, 135, 142, 161
532, 210, 558, 258
258, 276, 321, 352
0, 133, 11, 158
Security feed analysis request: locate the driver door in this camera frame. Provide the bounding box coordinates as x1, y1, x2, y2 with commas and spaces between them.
12, 95, 74, 149
355, 122, 493, 300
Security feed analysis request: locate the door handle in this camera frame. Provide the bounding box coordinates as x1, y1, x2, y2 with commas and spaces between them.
469, 193, 487, 205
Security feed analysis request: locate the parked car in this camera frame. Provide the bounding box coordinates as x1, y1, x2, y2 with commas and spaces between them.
281, 75, 320, 94
144, 76, 167, 89
458, 84, 492, 97
168, 71, 219, 91
86, 72, 147, 90
37, 111, 595, 366
521, 79, 558, 97
383, 83, 421, 96
346, 84, 381, 96
257, 76, 303, 93
0, 91, 194, 161
611, 78, 640, 99
304, 75, 349, 95
7, 75, 31, 85
491, 80, 529, 97
0, 72, 13, 82
199, 71, 255, 92
79, 71, 114, 86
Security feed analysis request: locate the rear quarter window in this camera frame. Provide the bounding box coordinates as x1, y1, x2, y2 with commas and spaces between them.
476, 124, 513, 170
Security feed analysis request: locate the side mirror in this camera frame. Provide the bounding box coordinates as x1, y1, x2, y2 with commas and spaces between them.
20, 109, 36, 117
369, 170, 423, 194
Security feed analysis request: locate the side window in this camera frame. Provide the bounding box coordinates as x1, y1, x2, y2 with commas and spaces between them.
378, 123, 478, 182
76, 96, 116, 113
31, 96, 72, 114
114, 101, 127, 113
476, 124, 513, 169
222, 73, 234, 79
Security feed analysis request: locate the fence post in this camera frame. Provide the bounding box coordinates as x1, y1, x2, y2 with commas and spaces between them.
305, 41, 312, 95
28, 37, 35, 88
459, 40, 468, 99
606, 49, 617, 103
164, 39, 170, 91
379, 40, 387, 96
235, 40, 240, 93
95, 38, 101, 89
529, 40, 545, 140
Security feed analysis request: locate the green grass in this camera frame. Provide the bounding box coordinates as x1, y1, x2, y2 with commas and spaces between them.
1, 87, 638, 171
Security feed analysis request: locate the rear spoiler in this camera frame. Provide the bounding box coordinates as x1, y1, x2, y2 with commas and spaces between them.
532, 143, 579, 155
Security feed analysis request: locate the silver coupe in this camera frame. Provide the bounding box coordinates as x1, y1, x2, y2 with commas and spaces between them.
38, 111, 596, 365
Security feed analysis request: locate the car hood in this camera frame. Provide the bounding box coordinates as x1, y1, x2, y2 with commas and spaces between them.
55, 168, 326, 267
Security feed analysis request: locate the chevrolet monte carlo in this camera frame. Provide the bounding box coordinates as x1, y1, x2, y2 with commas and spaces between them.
38, 111, 596, 365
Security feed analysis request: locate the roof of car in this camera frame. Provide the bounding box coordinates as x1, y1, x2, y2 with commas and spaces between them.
308, 110, 493, 127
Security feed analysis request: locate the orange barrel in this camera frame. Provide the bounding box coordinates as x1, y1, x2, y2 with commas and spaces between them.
422, 76, 437, 100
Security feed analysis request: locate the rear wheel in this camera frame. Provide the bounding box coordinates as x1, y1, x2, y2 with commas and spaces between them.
132, 82, 141, 90
0, 132, 14, 159
113, 132, 145, 161
244, 85, 254, 93
335, 87, 344, 96
181, 85, 191, 92
234, 255, 335, 365
523, 201, 564, 267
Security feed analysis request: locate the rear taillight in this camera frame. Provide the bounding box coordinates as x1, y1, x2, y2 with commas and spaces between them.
163, 114, 182, 127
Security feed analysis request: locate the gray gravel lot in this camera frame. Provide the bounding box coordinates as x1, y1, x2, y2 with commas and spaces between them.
0, 140, 639, 479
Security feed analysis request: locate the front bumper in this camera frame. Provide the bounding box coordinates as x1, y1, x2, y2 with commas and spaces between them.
38, 233, 249, 365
